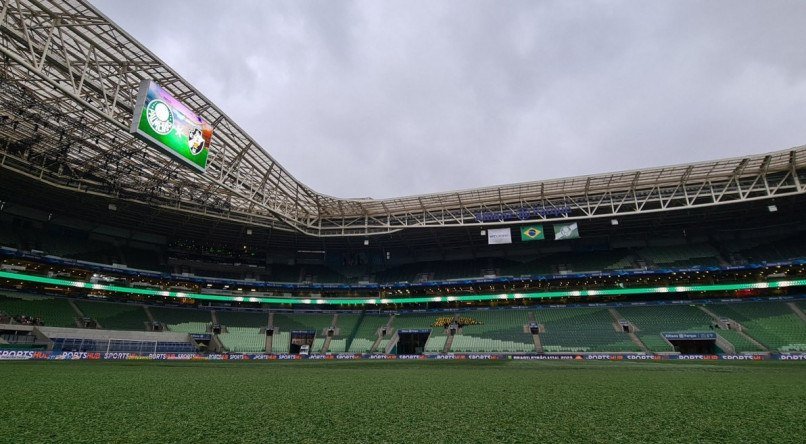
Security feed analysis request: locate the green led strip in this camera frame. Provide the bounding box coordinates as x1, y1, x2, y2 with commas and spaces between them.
1, 270, 804, 306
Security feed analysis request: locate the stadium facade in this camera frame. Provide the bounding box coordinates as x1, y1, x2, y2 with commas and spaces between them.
0, 0, 805, 357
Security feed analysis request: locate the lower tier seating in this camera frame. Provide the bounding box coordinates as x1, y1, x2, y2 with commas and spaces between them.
708, 302, 806, 352
219, 327, 265, 353
535, 308, 640, 353
0, 293, 78, 327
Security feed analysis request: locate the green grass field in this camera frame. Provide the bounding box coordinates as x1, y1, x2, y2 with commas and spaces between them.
0, 360, 804, 443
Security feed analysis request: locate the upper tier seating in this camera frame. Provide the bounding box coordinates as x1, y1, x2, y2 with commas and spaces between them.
639, 244, 722, 268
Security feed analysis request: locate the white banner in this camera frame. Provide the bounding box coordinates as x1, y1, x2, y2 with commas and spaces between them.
487, 228, 512, 245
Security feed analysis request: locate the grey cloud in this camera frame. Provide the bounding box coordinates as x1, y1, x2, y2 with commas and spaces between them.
92, 0, 806, 198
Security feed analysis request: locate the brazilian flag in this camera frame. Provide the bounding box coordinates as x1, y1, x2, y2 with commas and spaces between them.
520, 225, 545, 241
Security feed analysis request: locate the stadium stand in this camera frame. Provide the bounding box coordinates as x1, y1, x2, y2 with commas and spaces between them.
714, 329, 764, 353
639, 244, 723, 268
75, 300, 148, 331
375, 338, 391, 353
39, 326, 196, 353
312, 337, 326, 353
271, 331, 291, 353
0, 292, 77, 327
217, 311, 269, 328
424, 335, 447, 352
0, 292, 801, 354
708, 302, 806, 352
346, 314, 390, 353
617, 305, 714, 352
150, 307, 212, 333
327, 338, 348, 353
318, 313, 357, 353
451, 310, 534, 353
534, 307, 640, 353
218, 327, 265, 353
272, 313, 334, 332
52, 337, 196, 353
727, 237, 806, 264
346, 338, 375, 353
392, 313, 438, 330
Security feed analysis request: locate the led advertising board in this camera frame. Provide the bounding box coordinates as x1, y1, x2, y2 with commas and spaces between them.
130, 79, 213, 172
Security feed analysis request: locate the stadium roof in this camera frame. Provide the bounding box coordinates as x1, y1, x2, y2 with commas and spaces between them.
1, 0, 805, 237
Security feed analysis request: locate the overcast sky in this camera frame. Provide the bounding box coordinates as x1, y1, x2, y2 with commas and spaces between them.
92, 0, 806, 199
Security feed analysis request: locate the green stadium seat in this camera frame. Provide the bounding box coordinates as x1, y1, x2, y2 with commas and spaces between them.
618, 305, 713, 352
76, 300, 148, 331
452, 310, 534, 353
219, 327, 265, 353
151, 307, 212, 333
708, 302, 806, 352
0, 293, 77, 327
535, 307, 639, 352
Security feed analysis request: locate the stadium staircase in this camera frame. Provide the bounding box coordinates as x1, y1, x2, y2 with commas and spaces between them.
319, 313, 338, 353
330, 313, 368, 353
143, 306, 156, 324
607, 308, 649, 352
441, 314, 459, 353
368, 314, 395, 353
207, 334, 225, 353
67, 300, 84, 327
528, 312, 543, 353
714, 333, 736, 354
696, 305, 768, 353
3, 294, 803, 354
265, 313, 275, 352
617, 305, 716, 353
342, 312, 392, 353
210, 310, 221, 328
787, 303, 806, 322
707, 302, 806, 352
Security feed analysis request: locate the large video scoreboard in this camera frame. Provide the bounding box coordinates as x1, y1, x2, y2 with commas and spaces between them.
130, 80, 213, 172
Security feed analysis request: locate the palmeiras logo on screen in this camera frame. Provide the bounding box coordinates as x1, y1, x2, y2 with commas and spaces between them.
146, 99, 174, 135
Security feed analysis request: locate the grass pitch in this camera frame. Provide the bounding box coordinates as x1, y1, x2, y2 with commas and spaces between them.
0, 360, 804, 443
